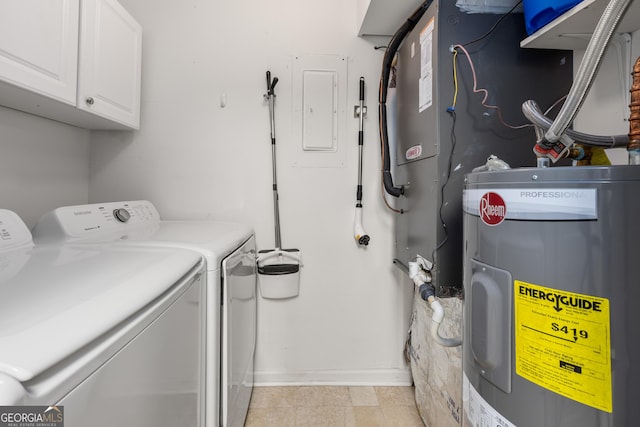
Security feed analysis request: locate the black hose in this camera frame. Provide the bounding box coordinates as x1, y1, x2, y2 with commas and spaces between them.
379, 0, 433, 197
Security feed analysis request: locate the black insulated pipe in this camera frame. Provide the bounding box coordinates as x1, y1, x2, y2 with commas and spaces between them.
379, 0, 433, 198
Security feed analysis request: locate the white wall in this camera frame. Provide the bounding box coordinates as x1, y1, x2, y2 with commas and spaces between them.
0, 106, 90, 228
89, 0, 413, 384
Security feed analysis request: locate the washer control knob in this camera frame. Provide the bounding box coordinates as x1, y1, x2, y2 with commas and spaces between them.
113, 208, 131, 223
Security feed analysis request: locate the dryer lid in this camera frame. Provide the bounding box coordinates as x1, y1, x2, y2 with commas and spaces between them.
0, 244, 202, 382
134, 220, 253, 268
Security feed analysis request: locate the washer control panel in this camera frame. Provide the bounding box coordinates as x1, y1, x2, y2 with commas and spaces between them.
32, 200, 160, 242
0, 210, 32, 250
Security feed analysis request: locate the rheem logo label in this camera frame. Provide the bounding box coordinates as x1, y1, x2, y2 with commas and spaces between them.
479, 192, 506, 226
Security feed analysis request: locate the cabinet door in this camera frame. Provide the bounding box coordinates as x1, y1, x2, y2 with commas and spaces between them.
0, 0, 79, 104
78, 0, 142, 129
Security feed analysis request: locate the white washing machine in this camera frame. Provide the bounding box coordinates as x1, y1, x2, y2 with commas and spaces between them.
0, 209, 206, 426
32, 200, 257, 427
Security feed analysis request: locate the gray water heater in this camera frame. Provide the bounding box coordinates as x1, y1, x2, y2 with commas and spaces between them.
463, 166, 640, 426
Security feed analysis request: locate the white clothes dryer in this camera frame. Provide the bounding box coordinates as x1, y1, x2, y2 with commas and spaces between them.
0, 209, 206, 427
33, 200, 257, 427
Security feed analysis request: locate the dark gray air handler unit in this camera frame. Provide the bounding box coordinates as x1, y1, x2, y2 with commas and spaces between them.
393, 1, 572, 294
463, 166, 640, 426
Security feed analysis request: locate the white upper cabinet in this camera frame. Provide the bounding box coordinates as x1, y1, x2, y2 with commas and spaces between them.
0, 0, 141, 130
0, 0, 79, 105
78, 0, 141, 129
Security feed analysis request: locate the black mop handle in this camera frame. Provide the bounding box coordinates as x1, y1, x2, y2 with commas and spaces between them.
356, 77, 365, 206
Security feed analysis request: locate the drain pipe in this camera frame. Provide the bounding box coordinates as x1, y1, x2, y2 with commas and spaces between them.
629, 57, 640, 164
408, 259, 462, 348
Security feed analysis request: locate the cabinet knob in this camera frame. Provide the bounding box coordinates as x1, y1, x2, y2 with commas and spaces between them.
86, 97, 95, 105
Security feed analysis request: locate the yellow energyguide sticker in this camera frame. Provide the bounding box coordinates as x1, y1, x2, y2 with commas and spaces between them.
514, 280, 612, 413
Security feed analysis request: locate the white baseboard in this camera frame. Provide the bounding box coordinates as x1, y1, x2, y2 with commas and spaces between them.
253, 368, 413, 387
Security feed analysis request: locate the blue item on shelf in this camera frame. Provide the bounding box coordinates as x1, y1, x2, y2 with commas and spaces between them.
523, 0, 583, 35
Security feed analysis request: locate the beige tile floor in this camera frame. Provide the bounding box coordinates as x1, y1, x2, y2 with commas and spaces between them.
245, 385, 424, 427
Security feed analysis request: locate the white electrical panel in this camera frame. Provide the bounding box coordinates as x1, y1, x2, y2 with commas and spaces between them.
292, 54, 347, 168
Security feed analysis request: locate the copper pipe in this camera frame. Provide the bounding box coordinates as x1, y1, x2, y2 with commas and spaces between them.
628, 57, 640, 154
